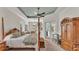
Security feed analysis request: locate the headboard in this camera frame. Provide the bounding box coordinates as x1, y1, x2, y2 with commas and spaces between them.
4, 28, 19, 37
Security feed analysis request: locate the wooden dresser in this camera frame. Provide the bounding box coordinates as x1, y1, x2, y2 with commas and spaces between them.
61, 17, 79, 51
0, 41, 6, 51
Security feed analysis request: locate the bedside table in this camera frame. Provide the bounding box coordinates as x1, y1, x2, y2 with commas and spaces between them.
0, 41, 6, 51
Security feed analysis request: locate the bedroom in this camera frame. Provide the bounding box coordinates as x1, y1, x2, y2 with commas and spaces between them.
0, 7, 79, 51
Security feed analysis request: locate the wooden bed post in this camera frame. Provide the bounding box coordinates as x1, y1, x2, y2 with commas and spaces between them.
2, 17, 4, 40
38, 17, 40, 51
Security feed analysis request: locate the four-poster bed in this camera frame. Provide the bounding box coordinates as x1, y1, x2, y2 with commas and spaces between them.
1, 17, 39, 51
0, 7, 45, 51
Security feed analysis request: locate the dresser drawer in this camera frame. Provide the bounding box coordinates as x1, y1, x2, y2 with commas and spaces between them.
61, 41, 73, 51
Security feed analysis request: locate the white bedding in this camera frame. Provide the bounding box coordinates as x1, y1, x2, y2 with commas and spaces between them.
4, 34, 37, 48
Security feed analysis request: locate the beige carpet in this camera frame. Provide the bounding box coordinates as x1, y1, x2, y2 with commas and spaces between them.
40, 39, 64, 51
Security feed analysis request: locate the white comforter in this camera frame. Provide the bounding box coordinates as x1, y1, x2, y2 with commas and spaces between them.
4, 34, 37, 48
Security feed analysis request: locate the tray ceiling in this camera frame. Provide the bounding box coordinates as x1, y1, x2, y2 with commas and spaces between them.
18, 7, 57, 18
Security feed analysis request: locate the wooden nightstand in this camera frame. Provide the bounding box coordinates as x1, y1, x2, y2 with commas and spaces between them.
0, 41, 6, 51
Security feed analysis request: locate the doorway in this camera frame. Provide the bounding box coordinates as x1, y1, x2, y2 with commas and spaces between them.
45, 22, 51, 39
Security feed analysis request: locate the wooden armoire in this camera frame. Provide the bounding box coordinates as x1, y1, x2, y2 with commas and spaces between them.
61, 17, 79, 51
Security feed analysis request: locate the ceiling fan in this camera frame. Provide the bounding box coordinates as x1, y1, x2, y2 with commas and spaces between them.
27, 7, 46, 18
36, 7, 46, 17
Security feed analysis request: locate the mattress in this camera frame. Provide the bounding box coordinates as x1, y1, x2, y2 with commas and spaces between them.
23, 34, 37, 45
4, 34, 37, 48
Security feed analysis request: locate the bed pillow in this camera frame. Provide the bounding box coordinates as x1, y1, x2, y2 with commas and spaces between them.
12, 32, 21, 38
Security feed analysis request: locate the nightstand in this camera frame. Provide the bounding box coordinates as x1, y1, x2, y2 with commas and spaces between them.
0, 41, 6, 51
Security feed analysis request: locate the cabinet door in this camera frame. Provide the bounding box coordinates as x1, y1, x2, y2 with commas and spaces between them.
75, 21, 79, 43
66, 23, 73, 42
61, 24, 66, 41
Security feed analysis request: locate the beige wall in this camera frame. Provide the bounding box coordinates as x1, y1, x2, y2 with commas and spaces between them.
0, 8, 5, 41
58, 7, 79, 34
0, 8, 24, 41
